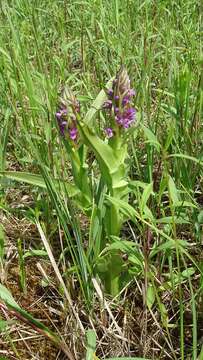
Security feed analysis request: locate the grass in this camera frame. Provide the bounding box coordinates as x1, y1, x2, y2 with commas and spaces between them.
0, 0, 202, 359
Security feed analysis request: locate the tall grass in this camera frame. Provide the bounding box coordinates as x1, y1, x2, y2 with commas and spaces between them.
0, 0, 202, 359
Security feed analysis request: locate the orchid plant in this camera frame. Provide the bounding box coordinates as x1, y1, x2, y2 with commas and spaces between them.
56, 66, 137, 295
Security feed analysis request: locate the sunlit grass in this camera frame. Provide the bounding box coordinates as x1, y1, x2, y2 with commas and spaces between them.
0, 0, 202, 359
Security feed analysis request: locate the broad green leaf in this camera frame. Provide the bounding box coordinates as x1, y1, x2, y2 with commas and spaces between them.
156, 216, 190, 224
140, 182, 153, 214
0, 284, 20, 310
128, 255, 143, 268
159, 302, 168, 328
198, 210, 203, 224
168, 153, 203, 167
23, 249, 48, 259
173, 201, 197, 208
106, 196, 189, 248
164, 122, 175, 151
84, 79, 113, 126
181, 267, 195, 278
146, 285, 155, 310
78, 123, 127, 189
141, 125, 161, 151
0, 319, 9, 332
0, 225, 5, 262
86, 329, 96, 360
106, 238, 137, 252
106, 358, 150, 360
0, 171, 79, 198
105, 195, 139, 222
129, 180, 155, 193
150, 239, 189, 258
0, 284, 62, 347
168, 176, 179, 205
143, 205, 154, 221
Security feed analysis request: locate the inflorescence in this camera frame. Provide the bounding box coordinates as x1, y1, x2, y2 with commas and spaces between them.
56, 89, 80, 141
56, 67, 136, 141
103, 66, 136, 138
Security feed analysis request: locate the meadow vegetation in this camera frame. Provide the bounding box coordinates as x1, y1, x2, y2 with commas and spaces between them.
0, 1, 202, 359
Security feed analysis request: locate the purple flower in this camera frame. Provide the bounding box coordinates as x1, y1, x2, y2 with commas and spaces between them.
122, 96, 130, 106
103, 67, 136, 131
74, 100, 80, 114
56, 89, 80, 141
105, 127, 113, 138
56, 107, 68, 120
107, 89, 113, 98
115, 114, 123, 126
56, 106, 68, 136
103, 100, 112, 109
128, 89, 136, 97
115, 108, 136, 128
124, 107, 136, 121
58, 120, 67, 135
69, 127, 78, 141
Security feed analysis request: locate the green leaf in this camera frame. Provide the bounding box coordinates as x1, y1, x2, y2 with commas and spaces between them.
129, 180, 155, 193
0, 319, 9, 332
150, 239, 189, 258
181, 267, 195, 278
146, 285, 155, 310
140, 182, 153, 214
0, 284, 60, 344
156, 216, 190, 224
141, 125, 161, 151
84, 79, 113, 126
168, 176, 179, 205
0, 171, 79, 198
103, 237, 143, 267
0, 225, 5, 262
106, 358, 150, 360
159, 302, 169, 328
78, 123, 125, 189
168, 153, 203, 167
23, 249, 48, 259
0, 284, 20, 310
86, 329, 96, 360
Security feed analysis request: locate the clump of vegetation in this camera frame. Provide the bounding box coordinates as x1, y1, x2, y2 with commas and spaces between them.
0, 1, 202, 359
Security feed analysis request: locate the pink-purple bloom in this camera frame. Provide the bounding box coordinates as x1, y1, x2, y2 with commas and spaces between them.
56, 107, 68, 136
69, 127, 78, 140
116, 107, 136, 128
103, 100, 113, 109
103, 67, 136, 134
105, 127, 113, 138
55, 89, 80, 142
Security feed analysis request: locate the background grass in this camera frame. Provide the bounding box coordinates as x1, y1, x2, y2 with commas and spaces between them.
0, 0, 202, 359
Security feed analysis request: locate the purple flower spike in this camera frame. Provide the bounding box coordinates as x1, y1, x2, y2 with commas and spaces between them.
56, 88, 80, 141
56, 112, 62, 120
56, 107, 68, 119
107, 89, 113, 98
103, 67, 137, 131
128, 89, 136, 97
122, 96, 130, 106
69, 127, 78, 141
125, 107, 136, 121
115, 114, 124, 126
57, 120, 67, 135
103, 100, 112, 109
105, 128, 113, 138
